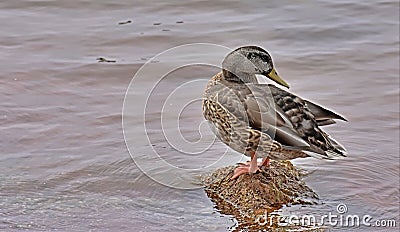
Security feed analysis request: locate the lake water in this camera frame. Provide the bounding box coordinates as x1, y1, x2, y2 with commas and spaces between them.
1, 0, 399, 231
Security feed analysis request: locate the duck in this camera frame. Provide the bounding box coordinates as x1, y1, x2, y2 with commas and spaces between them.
202, 46, 347, 179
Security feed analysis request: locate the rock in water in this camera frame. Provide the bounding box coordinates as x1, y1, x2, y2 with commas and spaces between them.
201, 161, 323, 231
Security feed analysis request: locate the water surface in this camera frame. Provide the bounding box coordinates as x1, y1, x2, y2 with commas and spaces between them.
1, 0, 399, 231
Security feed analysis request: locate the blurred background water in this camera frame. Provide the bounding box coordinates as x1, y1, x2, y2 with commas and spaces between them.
0, 0, 399, 231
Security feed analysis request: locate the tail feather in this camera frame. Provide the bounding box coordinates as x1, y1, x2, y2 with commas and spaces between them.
305, 100, 347, 122
327, 135, 347, 157
316, 118, 336, 126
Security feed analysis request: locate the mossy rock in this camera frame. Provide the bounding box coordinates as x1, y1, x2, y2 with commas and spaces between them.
201, 161, 324, 231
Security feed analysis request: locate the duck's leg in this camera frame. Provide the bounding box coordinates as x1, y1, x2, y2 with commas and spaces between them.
231, 152, 260, 179
237, 157, 270, 167
260, 157, 270, 167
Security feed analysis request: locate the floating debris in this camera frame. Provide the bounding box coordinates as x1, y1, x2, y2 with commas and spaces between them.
153, 22, 162, 26
118, 20, 132, 25
162, 29, 170, 32
176, 21, 184, 24
201, 161, 322, 231
96, 57, 116, 63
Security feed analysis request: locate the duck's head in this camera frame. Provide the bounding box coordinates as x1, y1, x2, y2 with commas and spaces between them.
222, 46, 290, 88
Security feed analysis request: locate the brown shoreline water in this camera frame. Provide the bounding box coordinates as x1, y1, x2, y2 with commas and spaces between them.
1, 0, 399, 231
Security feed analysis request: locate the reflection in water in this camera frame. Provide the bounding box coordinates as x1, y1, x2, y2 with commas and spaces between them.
0, 0, 399, 231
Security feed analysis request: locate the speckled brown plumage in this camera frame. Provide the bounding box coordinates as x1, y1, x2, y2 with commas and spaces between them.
202, 46, 347, 165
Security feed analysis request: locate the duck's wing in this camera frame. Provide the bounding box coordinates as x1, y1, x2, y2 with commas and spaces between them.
304, 99, 347, 126
209, 81, 311, 150
202, 78, 283, 152
266, 84, 347, 158
242, 84, 311, 148
203, 79, 346, 159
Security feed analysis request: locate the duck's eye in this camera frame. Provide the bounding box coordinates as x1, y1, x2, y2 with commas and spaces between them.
247, 53, 259, 60
260, 54, 268, 61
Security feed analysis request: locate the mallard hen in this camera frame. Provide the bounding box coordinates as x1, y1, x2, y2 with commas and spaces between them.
202, 46, 347, 179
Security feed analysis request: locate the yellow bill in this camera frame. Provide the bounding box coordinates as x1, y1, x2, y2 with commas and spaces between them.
267, 68, 290, 88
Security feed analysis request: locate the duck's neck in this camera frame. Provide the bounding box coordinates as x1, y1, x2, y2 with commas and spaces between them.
222, 69, 257, 83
